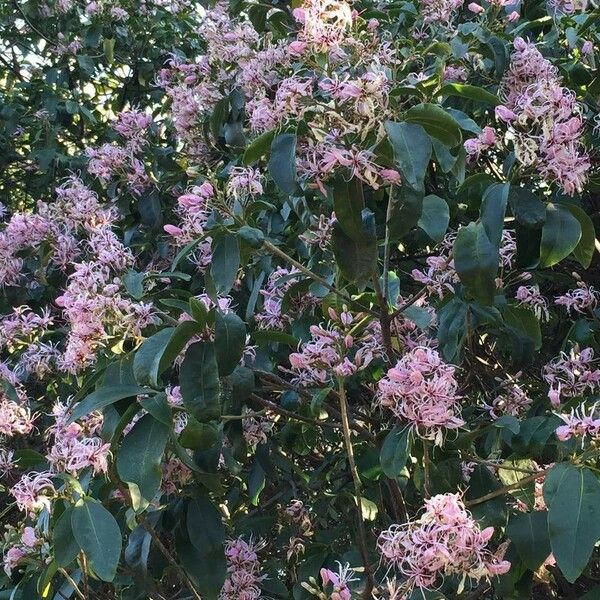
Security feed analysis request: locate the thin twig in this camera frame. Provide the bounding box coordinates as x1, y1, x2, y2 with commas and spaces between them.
372, 274, 394, 360
465, 468, 549, 507
263, 241, 377, 316
58, 568, 85, 600
389, 286, 429, 320
250, 393, 342, 429
337, 379, 374, 598
140, 520, 203, 600
12, 0, 57, 46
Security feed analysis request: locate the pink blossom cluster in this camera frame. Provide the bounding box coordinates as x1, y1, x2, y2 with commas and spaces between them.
376, 347, 464, 445
288, 308, 384, 386
10, 471, 56, 515
319, 564, 356, 600
515, 285, 550, 321
2, 527, 43, 577
484, 377, 532, 419
377, 493, 510, 594
464, 127, 497, 161
300, 214, 336, 249
219, 537, 266, 600
227, 167, 264, 201
421, 0, 464, 25
555, 403, 600, 442
0, 393, 35, 438
555, 282, 599, 315
496, 38, 590, 195
163, 183, 214, 270
542, 347, 600, 406
255, 267, 318, 330
0, 179, 159, 376
46, 402, 110, 476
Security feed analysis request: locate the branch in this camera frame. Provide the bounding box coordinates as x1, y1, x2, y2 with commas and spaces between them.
465, 468, 549, 507
13, 0, 57, 46
337, 379, 374, 598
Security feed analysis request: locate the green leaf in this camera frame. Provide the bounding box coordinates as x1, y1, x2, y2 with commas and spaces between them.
387, 183, 424, 241
251, 329, 299, 346
567, 205, 596, 269
139, 393, 172, 426
498, 458, 536, 509
214, 312, 247, 377
248, 459, 266, 505
54, 506, 79, 567
117, 414, 170, 507
508, 187, 546, 229
438, 83, 501, 105
210, 97, 229, 139
180, 342, 221, 422
242, 129, 275, 165
384, 121, 432, 188
454, 222, 498, 305
380, 427, 412, 478
268, 133, 301, 195
186, 495, 226, 554
103, 38, 115, 63
69, 385, 150, 423
133, 328, 175, 387
480, 183, 509, 248
122, 270, 145, 300
418, 195, 449, 242
506, 511, 551, 571
238, 225, 265, 249
437, 298, 468, 362
404, 103, 462, 147
211, 234, 240, 295
332, 176, 365, 241
71, 500, 122, 582
331, 209, 378, 287
503, 305, 542, 350
546, 465, 600, 582
539, 203, 582, 267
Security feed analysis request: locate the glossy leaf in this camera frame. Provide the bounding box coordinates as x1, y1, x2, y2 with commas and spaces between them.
539, 203, 582, 267
214, 311, 247, 377
180, 342, 221, 422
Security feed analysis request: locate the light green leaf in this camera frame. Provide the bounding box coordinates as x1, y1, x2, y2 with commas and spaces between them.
405, 103, 462, 147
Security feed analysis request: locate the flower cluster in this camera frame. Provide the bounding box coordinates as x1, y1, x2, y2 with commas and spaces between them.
377, 347, 463, 445
288, 308, 384, 386
377, 493, 510, 594
555, 282, 599, 315
219, 537, 266, 600
495, 38, 590, 195
555, 403, 600, 443
542, 347, 600, 406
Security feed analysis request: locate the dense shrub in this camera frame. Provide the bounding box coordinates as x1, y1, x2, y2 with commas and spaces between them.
0, 0, 599, 598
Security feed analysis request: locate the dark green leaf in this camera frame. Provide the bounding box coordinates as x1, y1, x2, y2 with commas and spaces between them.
454, 222, 498, 305
503, 305, 542, 350
567, 205, 596, 269
331, 209, 377, 287
418, 195, 449, 242
117, 414, 170, 506
384, 121, 432, 188
211, 234, 240, 295
509, 187, 546, 229
506, 511, 551, 571
332, 177, 365, 241
546, 465, 600, 582
69, 385, 149, 423
180, 342, 221, 422
54, 506, 79, 567
380, 427, 412, 478
405, 103, 462, 147
438, 83, 501, 105
480, 183, 509, 248
242, 129, 275, 165
539, 203, 582, 267
268, 133, 301, 195
71, 500, 122, 582
214, 312, 247, 377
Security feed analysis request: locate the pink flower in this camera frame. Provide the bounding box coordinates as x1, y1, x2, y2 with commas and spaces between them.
377, 347, 464, 445
10, 471, 56, 515
507, 10, 520, 21
468, 2, 484, 12
495, 106, 517, 125
378, 493, 510, 593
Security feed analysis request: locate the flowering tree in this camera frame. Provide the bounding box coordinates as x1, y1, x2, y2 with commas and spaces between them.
1, 0, 600, 598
